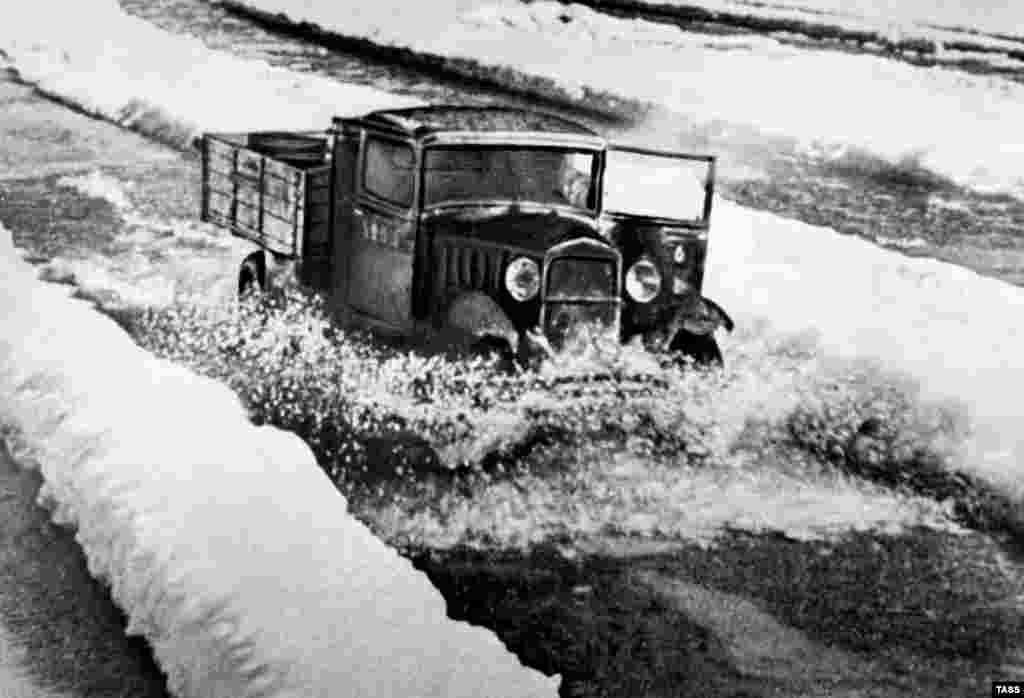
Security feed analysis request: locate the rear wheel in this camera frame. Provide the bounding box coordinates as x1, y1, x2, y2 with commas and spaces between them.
669, 329, 723, 367
237, 259, 272, 332
238, 258, 264, 299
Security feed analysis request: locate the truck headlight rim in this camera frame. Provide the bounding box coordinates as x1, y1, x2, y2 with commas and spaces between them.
625, 257, 662, 303
505, 256, 541, 302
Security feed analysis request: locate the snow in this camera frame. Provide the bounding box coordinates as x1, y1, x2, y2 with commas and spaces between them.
624, 0, 1024, 51
0, 0, 1023, 688
0, 0, 1016, 512
36, 170, 249, 310
673, 0, 1024, 39
0, 0, 419, 149
221, 0, 1024, 200
0, 221, 559, 697
182, 0, 1024, 480
706, 200, 1024, 491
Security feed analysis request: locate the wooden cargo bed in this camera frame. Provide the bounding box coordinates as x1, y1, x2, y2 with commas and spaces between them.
201, 132, 332, 259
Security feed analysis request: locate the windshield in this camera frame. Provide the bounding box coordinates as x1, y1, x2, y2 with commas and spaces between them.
603, 148, 710, 222
423, 146, 597, 211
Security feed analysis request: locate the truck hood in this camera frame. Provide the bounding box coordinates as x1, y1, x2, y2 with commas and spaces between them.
422, 205, 605, 255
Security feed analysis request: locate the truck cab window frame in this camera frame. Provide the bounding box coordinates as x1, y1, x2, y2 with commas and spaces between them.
362, 134, 416, 209
422, 145, 598, 212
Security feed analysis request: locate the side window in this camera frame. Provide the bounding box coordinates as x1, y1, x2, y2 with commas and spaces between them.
363, 136, 415, 207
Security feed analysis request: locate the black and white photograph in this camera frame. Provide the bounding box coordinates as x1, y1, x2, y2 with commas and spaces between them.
1, 0, 1023, 696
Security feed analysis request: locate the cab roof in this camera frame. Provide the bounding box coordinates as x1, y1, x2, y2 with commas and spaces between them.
347, 106, 600, 138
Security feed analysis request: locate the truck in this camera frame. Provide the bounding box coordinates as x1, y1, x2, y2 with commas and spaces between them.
200, 105, 733, 365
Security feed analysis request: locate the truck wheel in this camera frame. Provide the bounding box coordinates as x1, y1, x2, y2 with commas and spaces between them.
470, 336, 518, 374
670, 329, 723, 367
238, 258, 264, 299
443, 291, 519, 367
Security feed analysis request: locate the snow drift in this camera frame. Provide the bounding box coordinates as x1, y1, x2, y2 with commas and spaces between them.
0, 221, 558, 697
221, 0, 1024, 200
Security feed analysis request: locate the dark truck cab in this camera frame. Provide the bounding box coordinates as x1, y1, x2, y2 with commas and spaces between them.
201, 105, 732, 362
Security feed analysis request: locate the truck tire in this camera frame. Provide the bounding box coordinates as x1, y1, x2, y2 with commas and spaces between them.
238, 257, 265, 299
670, 329, 723, 367
470, 335, 518, 374
444, 292, 519, 356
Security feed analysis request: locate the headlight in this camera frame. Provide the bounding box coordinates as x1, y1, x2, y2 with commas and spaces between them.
625, 257, 662, 303
673, 244, 686, 264
505, 256, 540, 302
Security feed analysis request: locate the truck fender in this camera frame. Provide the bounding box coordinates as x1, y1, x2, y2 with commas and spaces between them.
679, 295, 734, 336
703, 296, 734, 333
444, 291, 520, 356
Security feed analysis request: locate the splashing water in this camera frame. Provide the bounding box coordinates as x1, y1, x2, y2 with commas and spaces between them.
125, 290, 970, 551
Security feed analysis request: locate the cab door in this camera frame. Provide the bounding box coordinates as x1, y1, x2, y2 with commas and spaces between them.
601, 145, 714, 226
346, 132, 419, 331
600, 145, 716, 295
599, 145, 734, 346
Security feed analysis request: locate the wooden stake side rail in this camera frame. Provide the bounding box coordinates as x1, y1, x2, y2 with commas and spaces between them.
201, 133, 331, 259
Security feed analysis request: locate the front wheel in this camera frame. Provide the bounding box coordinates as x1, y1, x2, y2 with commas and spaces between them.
669, 329, 723, 367
467, 336, 518, 375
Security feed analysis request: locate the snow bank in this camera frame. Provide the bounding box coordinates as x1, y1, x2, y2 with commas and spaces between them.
707, 199, 1024, 491
222, 0, 1024, 200
617, 0, 1024, 52
0, 223, 558, 697
0, 0, 419, 149
665, 0, 1024, 39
